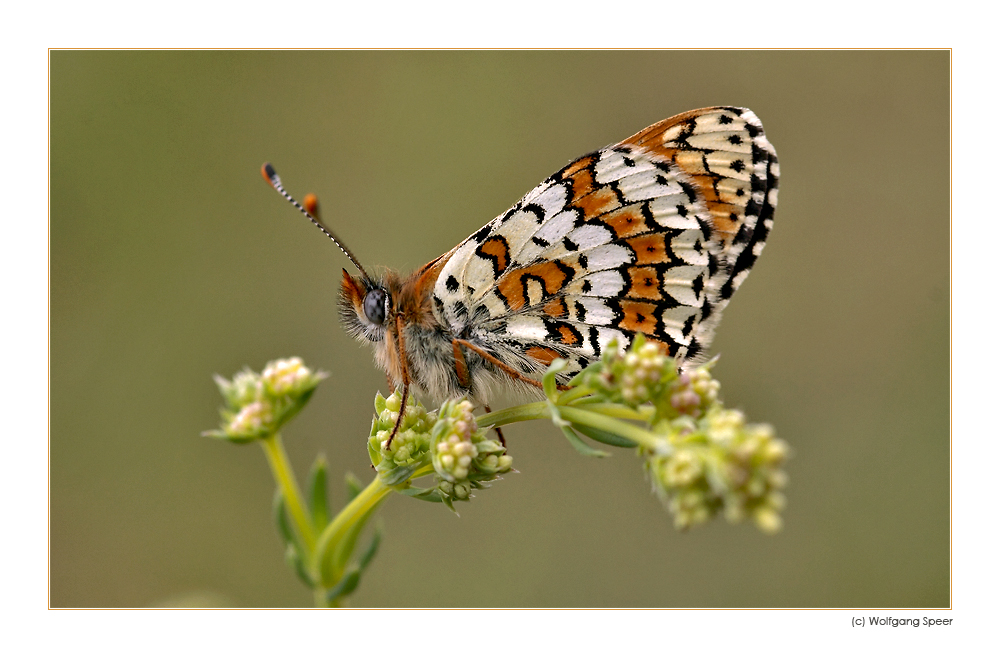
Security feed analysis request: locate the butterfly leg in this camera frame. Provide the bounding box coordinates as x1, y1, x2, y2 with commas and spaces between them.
386, 315, 411, 450
452, 338, 546, 391
453, 340, 506, 445
453, 338, 570, 392
452, 339, 472, 389
482, 404, 506, 448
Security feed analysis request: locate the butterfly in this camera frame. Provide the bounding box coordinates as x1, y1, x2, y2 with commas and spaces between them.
262, 106, 778, 445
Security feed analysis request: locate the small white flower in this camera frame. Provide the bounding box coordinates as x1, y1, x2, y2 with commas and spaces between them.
261, 357, 312, 396
228, 400, 273, 435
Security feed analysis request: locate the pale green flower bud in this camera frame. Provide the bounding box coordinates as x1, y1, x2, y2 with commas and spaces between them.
214, 369, 263, 409
262, 357, 320, 397
753, 508, 782, 533
429, 398, 513, 508
228, 400, 273, 435
453, 482, 472, 500
368, 392, 436, 474
665, 358, 722, 419
706, 409, 745, 444
663, 449, 701, 487
768, 470, 789, 489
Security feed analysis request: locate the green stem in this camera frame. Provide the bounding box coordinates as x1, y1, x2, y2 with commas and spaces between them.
477, 402, 662, 449
570, 401, 654, 422
556, 385, 596, 405
555, 406, 662, 448
261, 434, 316, 553
312, 474, 393, 586
477, 401, 549, 428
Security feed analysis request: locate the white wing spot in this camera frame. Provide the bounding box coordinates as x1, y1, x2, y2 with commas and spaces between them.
523, 181, 570, 217
567, 224, 613, 250
583, 243, 633, 271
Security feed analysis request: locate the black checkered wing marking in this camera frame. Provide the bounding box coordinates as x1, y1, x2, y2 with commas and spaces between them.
432, 107, 778, 377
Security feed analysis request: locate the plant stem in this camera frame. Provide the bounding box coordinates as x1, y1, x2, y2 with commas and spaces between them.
477, 402, 662, 449
261, 433, 316, 553
555, 406, 661, 448
477, 401, 549, 428
569, 401, 654, 422
556, 385, 595, 405
312, 474, 393, 585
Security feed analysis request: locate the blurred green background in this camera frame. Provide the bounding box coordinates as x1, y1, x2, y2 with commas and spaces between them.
50, 51, 949, 608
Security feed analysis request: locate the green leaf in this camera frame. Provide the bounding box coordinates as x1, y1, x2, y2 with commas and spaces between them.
379, 464, 417, 487
560, 426, 610, 458
546, 399, 570, 429
273, 489, 311, 585
272, 489, 296, 547
398, 486, 444, 503
542, 359, 568, 401
330, 511, 368, 576
573, 423, 638, 448
324, 501, 381, 586
308, 455, 330, 529
327, 568, 361, 603
345, 472, 364, 502
358, 525, 382, 571
273, 387, 317, 430
285, 543, 314, 587
565, 361, 603, 388
367, 432, 382, 467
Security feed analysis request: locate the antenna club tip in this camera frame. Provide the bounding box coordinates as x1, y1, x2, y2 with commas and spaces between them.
261, 162, 278, 186
303, 193, 319, 217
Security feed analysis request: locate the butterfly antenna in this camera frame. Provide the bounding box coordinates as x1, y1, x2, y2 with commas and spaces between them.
261, 162, 370, 280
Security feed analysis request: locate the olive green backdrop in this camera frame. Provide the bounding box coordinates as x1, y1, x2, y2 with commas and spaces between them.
50, 51, 949, 608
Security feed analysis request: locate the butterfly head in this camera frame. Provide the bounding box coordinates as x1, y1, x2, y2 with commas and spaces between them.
340, 269, 394, 343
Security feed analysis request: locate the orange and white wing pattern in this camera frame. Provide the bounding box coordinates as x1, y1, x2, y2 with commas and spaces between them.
432, 107, 779, 382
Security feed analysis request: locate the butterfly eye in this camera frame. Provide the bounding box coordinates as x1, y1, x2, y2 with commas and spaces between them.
363, 288, 387, 326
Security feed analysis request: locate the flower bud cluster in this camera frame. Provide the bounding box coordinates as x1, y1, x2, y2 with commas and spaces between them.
206, 358, 327, 443
583, 334, 678, 408
430, 399, 513, 506
227, 400, 274, 437
666, 360, 721, 419
368, 391, 436, 472
262, 357, 317, 397
645, 408, 789, 532
219, 368, 264, 409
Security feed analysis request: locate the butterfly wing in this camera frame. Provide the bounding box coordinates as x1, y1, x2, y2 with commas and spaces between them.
432, 106, 778, 382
